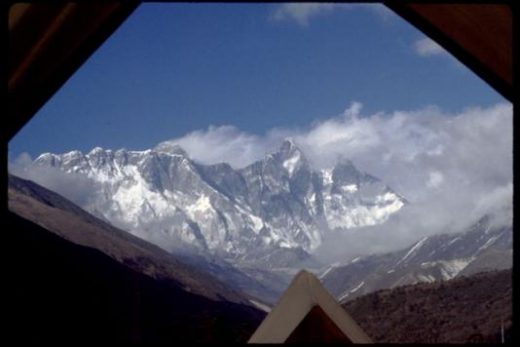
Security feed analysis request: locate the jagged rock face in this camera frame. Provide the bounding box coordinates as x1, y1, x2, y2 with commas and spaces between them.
33, 139, 405, 268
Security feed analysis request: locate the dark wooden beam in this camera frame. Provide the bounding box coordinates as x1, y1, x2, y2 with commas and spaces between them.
385, 3, 512, 102
7, 2, 139, 142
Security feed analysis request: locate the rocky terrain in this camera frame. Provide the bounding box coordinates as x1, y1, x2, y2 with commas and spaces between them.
344, 269, 513, 343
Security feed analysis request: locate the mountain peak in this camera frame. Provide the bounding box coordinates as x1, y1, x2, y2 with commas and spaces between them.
280, 138, 297, 151
275, 138, 304, 158
155, 142, 189, 157
35, 152, 57, 161
87, 147, 104, 156
34, 152, 61, 167
63, 150, 84, 157
273, 139, 308, 176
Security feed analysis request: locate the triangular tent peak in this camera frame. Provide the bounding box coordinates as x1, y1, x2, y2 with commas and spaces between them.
248, 270, 372, 343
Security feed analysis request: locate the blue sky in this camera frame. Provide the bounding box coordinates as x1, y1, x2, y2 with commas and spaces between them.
9, 3, 512, 255
9, 3, 505, 159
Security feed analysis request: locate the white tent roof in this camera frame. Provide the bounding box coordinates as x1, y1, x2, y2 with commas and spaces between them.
248, 269, 372, 343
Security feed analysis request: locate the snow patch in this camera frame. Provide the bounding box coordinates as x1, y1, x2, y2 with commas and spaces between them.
279, 241, 293, 248
35, 152, 56, 161
350, 256, 361, 263
350, 280, 365, 293
282, 151, 301, 176
339, 281, 365, 302
439, 258, 475, 280
319, 266, 335, 279
476, 235, 499, 253
185, 195, 214, 219
421, 257, 475, 280
341, 184, 358, 193
375, 192, 399, 203
447, 236, 461, 246
249, 299, 271, 313
338, 290, 350, 302
322, 169, 333, 185
396, 236, 428, 266
319, 261, 344, 279
249, 214, 264, 233
417, 274, 435, 283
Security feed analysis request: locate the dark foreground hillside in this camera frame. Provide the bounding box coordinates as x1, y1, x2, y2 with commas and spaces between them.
6, 212, 265, 344
344, 269, 512, 343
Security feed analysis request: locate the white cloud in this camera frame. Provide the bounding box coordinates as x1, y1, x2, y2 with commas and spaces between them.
160, 101, 512, 258
271, 3, 338, 26
270, 3, 393, 26
9, 153, 102, 208
414, 37, 447, 56
156, 125, 271, 168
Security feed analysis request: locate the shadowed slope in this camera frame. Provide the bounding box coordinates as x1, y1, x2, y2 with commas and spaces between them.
8, 174, 248, 303
7, 211, 265, 343
7, 174, 266, 343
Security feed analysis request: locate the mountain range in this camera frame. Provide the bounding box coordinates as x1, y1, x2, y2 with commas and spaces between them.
320, 215, 512, 301
16, 139, 512, 304
7, 171, 512, 342
32, 139, 405, 270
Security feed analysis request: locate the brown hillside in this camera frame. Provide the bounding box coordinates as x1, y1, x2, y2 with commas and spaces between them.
7, 211, 265, 343
343, 269, 512, 343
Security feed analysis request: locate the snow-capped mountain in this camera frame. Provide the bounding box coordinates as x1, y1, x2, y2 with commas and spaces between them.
32, 139, 405, 268
320, 216, 512, 302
